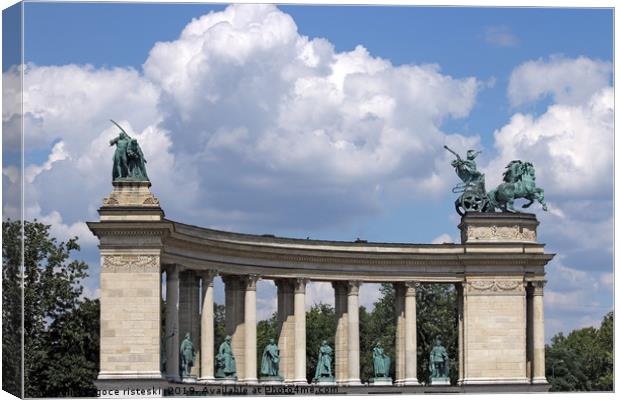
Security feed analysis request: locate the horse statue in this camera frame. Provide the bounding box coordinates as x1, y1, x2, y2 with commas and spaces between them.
487, 160, 548, 213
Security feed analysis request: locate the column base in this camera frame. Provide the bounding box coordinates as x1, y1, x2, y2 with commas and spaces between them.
395, 378, 420, 386
341, 378, 362, 386
197, 376, 215, 383
241, 378, 259, 385
368, 377, 392, 386
531, 377, 549, 385
291, 378, 309, 385
461, 377, 531, 385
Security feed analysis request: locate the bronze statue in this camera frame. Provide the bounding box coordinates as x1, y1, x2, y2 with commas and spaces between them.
109, 120, 149, 181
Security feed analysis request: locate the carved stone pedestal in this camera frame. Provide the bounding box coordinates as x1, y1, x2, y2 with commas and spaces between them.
458, 212, 538, 244
103, 180, 160, 208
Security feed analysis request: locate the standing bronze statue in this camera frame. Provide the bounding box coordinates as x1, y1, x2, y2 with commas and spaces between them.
215, 335, 237, 380
429, 339, 449, 384
179, 333, 196, 379
109, 120, 149, 181
371, 341, 391, 380
313, 340, 334, 383
260, 339, 281, 379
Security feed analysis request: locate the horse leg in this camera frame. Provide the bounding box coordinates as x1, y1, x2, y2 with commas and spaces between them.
536, 189, 548, 211
506, 199, 516, 213
522, 197, 534, 208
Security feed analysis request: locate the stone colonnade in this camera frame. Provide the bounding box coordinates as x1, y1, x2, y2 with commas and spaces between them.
90, 183, 552, 391
162, 270, 548, 386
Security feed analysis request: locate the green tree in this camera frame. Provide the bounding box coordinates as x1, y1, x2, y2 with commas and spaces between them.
546, 311, 613, 392
305, 303, 336, 382
359, 284, 397, 382
2, 220, 98, 397
416, 283, 458, 385
2, 219, 23, 397
213, 303, 226, 355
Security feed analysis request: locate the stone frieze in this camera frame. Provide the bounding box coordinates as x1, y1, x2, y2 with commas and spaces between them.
102, 255, 160, 273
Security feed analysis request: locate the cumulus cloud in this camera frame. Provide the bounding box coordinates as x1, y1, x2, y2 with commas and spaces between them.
507, 55, 612, 107
6, 4, 484, 241
140, 4, 481, 231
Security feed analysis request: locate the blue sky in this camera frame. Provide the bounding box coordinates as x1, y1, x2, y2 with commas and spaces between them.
3, 2, 614, 342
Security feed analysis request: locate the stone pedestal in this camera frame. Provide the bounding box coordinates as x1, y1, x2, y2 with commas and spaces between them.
458, 212, 538, 244
431, 377, 450, 386
259, 376, 284, 385
368, 377, 392, 386
102, 180, 160, 208
458, 212, 539, 386
90, 181, 167, 388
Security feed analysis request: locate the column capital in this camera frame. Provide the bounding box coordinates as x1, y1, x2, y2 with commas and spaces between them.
347, 280, 361, 296
332, 281, 347, 294
221, 274, 239, 288
199, 269, 218, 285
404, 281, 420, 296
245, 274, 260, 291
531, 280, 546, 296
275, 278, 294, 292
294, 277, 308, 294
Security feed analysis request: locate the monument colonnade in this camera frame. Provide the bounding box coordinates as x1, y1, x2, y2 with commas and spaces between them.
89, 181, 553, 391
162, 269, 429, 385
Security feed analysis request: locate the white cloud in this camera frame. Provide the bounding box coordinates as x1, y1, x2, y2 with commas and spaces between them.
431, 233, 454, 244
25, 141, 69, 183
486, 87, 612, 197
484, 26, 518, 47
306, 282, 334, 309
599, 273, 613, 291
507, 55, 611, 107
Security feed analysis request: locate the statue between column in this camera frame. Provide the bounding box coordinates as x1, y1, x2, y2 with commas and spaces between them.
180, 333, 196, 382
369, 341, 392, 385
259, 339, 283, 383
429, 339, 450, 385
313, 341, 335, 383
215, 335, 237, 381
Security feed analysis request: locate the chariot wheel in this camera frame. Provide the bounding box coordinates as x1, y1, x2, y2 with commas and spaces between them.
457, 192, 488, 215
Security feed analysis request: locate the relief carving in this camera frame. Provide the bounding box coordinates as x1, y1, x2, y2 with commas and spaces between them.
466, 279, 524, 294
467, 224, 536, 241
102, 255, 160, 273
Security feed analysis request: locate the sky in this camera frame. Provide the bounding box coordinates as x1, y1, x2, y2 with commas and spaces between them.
2, 1, 614, 343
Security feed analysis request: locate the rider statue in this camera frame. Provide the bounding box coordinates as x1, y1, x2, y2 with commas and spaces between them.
444, 146, 484, 187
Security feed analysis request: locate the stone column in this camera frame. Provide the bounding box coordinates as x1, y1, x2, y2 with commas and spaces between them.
531, 281, 547, 384
165, 265, 180, 382
199, 270, 216, 383
457, 283, 465, 385
244, 275, 259, 384
293, 278, 308, 384
346, 281, 361, 385
403, 281, 420, 386
276, 279, 295, 383
394, 284, 405, 385
332, 282, 349, 384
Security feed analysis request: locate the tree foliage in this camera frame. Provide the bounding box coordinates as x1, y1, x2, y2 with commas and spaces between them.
305, 303, 336, 381
546, 311, 614, 392
416, 283, 458, 385
2, 219, 23, 397
2, 220, 99, 397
